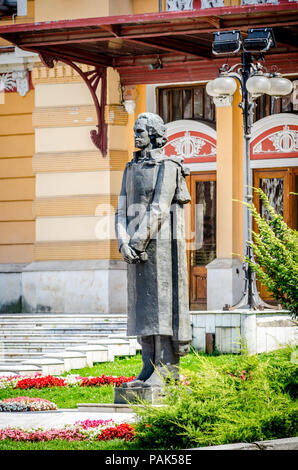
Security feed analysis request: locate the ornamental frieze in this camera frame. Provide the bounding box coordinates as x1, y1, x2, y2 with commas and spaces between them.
0, 70, 30, 96
164, 130, 216, 163
251, 125, 298, 159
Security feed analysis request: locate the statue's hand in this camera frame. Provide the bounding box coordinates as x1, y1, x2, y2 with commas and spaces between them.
120, 244, 139, 264
173, 341, 191, 357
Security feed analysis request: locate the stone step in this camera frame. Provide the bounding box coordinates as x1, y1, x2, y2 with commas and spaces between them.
77, 403, 155, 413
0, 326, 126, 333
0, 322, 127, 328
22, 358, 66, 375
0, 342, 91, 355
0, 358, 28, 364
0, 313, 127, 321
0, 339, 92, 345
87, 338, 131, 356
65, 344, 112, 365
0, 330, 126, 339
0, 333, 110, 340
1, 340, 131, 358
0, 364, 42, 376
109, 334, 142, 351
43, 351, 88, 371
1, 345, 112, 363
1, 350, 74, 361
0, 313, 135, 376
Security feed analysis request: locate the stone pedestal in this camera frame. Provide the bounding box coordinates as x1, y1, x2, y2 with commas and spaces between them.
240, 312, 257, 355
114, 386, 164, 404
206, 258, 243, 310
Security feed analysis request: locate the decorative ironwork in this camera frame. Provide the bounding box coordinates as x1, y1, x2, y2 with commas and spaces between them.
38, 53, 107, 156
39, 54, 56, 69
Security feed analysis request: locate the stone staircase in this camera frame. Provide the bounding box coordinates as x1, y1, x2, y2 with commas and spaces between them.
0, 313, 141, 376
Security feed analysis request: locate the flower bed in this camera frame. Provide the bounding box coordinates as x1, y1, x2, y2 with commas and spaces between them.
0, 397, 57, 412
0, 374, 135, 390
0, 419, 135, 442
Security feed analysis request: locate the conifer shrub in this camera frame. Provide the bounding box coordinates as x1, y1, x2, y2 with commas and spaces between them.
133, 347, 298, 449
245, 188, 298, 317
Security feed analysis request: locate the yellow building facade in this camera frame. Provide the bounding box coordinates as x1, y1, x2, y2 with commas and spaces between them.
0, 0, 297, 333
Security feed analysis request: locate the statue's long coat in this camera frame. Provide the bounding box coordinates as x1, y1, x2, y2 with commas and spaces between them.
115, 148, 192, 345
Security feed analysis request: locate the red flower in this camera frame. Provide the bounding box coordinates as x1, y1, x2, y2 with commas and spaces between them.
16, 376, 67, 389
97, 423, 135, 442
80, 375, 136, 388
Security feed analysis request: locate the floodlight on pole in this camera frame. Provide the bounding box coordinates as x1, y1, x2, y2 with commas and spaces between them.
205, 28, 290, 311
243, 28, 276, 53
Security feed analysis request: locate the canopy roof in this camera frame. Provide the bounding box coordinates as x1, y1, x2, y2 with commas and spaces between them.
0, 3, 297, 84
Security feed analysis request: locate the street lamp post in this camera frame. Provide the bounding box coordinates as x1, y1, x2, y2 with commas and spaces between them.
206, 30, 293, 310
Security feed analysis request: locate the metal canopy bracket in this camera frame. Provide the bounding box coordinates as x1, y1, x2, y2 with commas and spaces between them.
39, 52, 107, 156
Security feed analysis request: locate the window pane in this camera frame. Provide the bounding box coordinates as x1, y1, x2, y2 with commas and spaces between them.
157, 85, 216, 124
172, 89, 182, 121
195, 181, 216, 266
252, 79, 296, 118
293, 81, 298, 111
193, 87, 203, 118
282, 94, 292, 113
183, 89, 192, 119
204, 88, 214, 121
271, 97, 281, 114
160, 89, 170, 123
260, 178, 284, 219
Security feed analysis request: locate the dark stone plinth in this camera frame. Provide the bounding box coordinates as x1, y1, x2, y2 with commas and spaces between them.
114, 386, 164, 404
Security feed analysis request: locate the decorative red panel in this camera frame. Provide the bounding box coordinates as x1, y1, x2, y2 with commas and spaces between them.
164, 130, 216, 163
250, 124, 298, 160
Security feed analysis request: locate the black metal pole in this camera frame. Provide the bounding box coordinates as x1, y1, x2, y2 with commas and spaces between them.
224, 52, 274, 311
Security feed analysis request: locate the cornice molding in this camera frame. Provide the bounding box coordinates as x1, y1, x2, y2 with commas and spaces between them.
31, 62, 95, 85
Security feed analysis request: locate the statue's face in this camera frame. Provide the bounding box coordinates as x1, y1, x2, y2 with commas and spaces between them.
134, 119, 151, 149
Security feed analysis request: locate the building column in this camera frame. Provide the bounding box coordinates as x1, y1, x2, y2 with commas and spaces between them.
206, 85, 244, 310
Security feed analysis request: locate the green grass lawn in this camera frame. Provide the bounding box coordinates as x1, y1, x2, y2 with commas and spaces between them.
0, 346, 297, 451
0, 438, 141, 451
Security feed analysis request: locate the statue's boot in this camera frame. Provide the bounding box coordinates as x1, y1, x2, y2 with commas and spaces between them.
122, 335, 154, 388
143, 336, 180, 388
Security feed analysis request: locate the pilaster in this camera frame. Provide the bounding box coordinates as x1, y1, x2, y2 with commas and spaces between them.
206, 84, 244, 310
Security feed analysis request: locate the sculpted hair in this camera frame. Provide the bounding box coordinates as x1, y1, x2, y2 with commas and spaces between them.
136, 112, 168, 148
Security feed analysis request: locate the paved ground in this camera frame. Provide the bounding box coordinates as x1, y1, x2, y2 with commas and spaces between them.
0, 410, 136, 429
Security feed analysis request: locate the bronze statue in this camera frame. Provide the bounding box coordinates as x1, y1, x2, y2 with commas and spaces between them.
115, 112, 191, 390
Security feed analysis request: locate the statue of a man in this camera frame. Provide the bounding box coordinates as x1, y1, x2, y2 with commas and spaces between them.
115, 112, 191, 389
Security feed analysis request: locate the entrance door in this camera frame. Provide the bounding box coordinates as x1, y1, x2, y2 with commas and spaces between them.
253, 167, 297, 301
188, 172, 216, 310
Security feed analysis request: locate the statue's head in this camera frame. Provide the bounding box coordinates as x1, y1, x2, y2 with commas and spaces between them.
134, 112, 167, 150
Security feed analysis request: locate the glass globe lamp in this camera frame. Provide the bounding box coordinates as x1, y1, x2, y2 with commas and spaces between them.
206, 75, 237, 97
246, 73, 271, 98
267, 74, 293, 97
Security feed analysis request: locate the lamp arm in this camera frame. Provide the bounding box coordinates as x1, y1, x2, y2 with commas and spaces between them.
225, 72, 245, 95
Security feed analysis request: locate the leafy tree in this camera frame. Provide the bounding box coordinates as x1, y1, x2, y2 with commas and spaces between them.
245, 188, 298, 318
